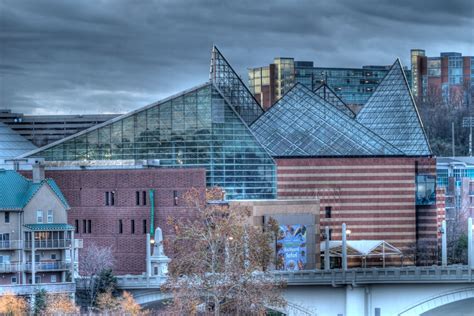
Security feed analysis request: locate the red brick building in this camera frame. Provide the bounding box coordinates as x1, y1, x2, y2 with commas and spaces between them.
24, 168, 206, 275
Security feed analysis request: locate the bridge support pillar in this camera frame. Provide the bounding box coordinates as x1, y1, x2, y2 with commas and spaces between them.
345, 285, 366, 316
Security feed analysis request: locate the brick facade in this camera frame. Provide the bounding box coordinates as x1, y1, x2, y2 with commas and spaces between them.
24, 168, 206, 275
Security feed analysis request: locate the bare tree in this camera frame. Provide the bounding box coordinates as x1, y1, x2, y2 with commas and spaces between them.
79, 243, 115, 308
44, 293, 79, 315
163, 187, 286, 316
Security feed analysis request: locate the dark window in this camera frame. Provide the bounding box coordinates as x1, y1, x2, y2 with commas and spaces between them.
83, 220, 87, 233
374, 308, 381, 316
51, 254, 57, 260
4, 212, 10, 223
173, 190, 178, 206
325, 206, 332, 218
136, 191, 140, 206
329, 229, 333, 240
119, 220, 123, 234
105, 192, 110, 206
75, 220, 79, 234
87, 220, 92, 234
131, 220, 135, 234
143, 219, 147, 234
111, 191, 115, 206
143, 191, 147, 206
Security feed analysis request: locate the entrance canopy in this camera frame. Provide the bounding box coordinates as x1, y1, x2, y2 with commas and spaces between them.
320, 240, 402, 258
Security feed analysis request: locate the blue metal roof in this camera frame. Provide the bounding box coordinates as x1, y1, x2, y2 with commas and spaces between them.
0, 170, 69, 210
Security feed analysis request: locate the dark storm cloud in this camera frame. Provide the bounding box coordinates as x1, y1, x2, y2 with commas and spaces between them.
1, 0, 473, 114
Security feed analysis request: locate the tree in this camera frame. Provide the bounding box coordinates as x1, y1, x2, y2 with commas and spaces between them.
96, 291, 146, 316
0, 292, 28, 315
79, 242, 115, 308
163, 187, 286, 316
34, 289, 47, 315
43, 293, 78, 315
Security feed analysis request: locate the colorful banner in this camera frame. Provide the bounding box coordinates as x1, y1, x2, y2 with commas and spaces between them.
276, 224, 307, 271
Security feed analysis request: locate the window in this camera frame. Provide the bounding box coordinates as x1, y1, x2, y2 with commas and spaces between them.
374, 308, 381, 316
36, 210, 43, 223
87, 220, 92, 234
47, 210, 53, 223
106, 191, 115, 206
11, 276, 17, 284
35, 254, 40, 262
0, 255, 10, 264
75, 220, 79, 234
51, 254, 57, 260
4, 212, 10, 224
328, 229, 333, 240
51, 275, 57, 283
325, 206, 332, 218
119, 220, 123, 234
143, 191, 147, 206
137, 191, 147, 206
416, 175, 436, 205
83, 220, 87, 234
143, 219, 147, 234
173, 190, 178, 206
0, 234, 10, 248
136, 191, 140, 206
131, 220, 135, 234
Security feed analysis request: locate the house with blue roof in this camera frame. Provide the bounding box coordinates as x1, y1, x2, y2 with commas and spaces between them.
0, 163, 79, 298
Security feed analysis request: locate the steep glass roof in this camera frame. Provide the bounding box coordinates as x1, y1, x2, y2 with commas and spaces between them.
0, 122, 36, 159
313, 83, 355, 118
23, 83, 276, 200
357, 59, 431, 156
250, 83, 402, 157
210, 46, 264, 125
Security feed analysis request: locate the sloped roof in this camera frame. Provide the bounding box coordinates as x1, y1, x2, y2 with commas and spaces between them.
356, 59, 431, 156
313, 83, 355, 118
24, 223, 74, 231
250, 83, 403, 157
0, 170, 69, 210
320, 240, 402, 257
0, 122, 36, 159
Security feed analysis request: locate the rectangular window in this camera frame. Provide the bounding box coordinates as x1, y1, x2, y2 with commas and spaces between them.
35, 276, 41, 284
143, 191, 147, 206
136, 191, 140, 206
374, 308, 381, 316
83, 220, 87, 234
4, 212, 10, 224
35, 254, 40, 262
143, 219, 147, 234
51, 275, 57, 283
106, 191, 115, 206
119, 220, 123, 234
11, 276, 17, 284
105, 192, 110, 206
131, 220, 135, 234
173, 190, 178, 206
329, 229, 333, 240
111, 191, 115, 206
325, 206, 332, 218
87, 220, 92, 234
75, 220, 79, 234
51, 254, 57, 260
36, 210, 43, 223
47, 210, 53, 223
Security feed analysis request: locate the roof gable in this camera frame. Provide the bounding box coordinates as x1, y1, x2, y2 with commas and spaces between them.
356, 59, 431, 156
313, 83, 355, 118
250, 83, 403, 157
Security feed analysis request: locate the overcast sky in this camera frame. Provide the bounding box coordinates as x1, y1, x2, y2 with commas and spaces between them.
1, 0, 473, 115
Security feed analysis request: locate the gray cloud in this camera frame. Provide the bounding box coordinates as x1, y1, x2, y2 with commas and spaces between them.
1, 0, 473, 115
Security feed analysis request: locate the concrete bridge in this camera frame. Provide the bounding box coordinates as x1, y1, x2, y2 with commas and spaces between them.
111, 266, 474, 316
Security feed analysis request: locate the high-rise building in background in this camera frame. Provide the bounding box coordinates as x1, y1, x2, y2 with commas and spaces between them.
410, 49, 474, 104
248, 58, 411, 111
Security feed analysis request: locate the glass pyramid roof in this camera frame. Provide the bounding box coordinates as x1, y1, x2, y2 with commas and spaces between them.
22, 83, 276, 200
250, 83, 403, 157
313, 83, 355, 118
356, 59, 431, 156
210, 46, 263, 126
0, 122, 37, 159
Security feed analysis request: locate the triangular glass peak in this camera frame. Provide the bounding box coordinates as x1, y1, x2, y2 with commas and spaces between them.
210, 46, 263, 125
24, 83, 277, 200
313, 83, 355, 118
357, 59, 431, 156
250, 83, 402, 157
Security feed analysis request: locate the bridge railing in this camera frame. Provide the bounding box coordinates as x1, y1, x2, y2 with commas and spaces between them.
273, 265, 473, 285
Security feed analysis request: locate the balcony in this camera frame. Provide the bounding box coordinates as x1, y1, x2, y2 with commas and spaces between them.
0, 240, 23, 250
0, 263, 23, 273
24, 239, 72, 249
0, 282, 75, 296
25, 261, 71, 271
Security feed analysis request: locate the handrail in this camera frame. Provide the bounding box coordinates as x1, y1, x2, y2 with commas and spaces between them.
0, 240, 23, 249
24, 239, 73, 249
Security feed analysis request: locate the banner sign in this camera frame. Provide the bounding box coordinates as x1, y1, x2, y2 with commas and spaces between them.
276, 224, 307, 271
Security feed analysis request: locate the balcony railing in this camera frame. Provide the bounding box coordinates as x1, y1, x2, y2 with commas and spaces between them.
0, 263, 23, 273
24, 239, 72, 249
0, 240, 23, 249
0, 282, 75, 296
25, 262, 71, 271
